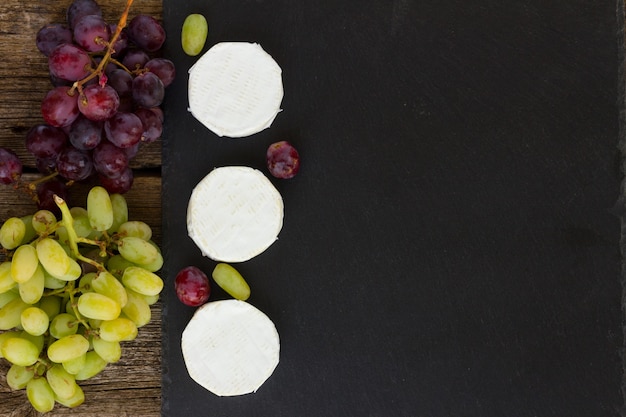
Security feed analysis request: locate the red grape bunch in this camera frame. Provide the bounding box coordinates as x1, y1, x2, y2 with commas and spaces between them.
26, 0, 175, 194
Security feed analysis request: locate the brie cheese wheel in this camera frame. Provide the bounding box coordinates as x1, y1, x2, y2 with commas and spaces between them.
181, 300, 280, 396
188, 42, 284, 138
187, 166, 284, 262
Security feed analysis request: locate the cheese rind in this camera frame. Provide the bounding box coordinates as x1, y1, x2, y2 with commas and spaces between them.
187, 166, 284, 263
188, 42, 283, 138
181, 300, 280, 396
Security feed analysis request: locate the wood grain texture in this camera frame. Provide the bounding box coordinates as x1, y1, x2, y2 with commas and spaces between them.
0, 0, 163, 415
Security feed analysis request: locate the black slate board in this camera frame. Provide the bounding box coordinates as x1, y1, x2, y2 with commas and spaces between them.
160, 1, 624, 416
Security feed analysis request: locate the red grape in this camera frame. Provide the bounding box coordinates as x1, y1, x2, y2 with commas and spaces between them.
266, 141, 301, 179
127, 15, 165, 52
108, 24, 129, 57
104, 112, 143, 148
67, 0, 102, 29
108, 69, 133, 98
92, 140, 128, 178
121, 49, 149, 71
73, 14, 110, 53
25, 124, 68, 159
78, 84, 120, 121
175, 266, 210, 307
145, 58, 176, 87
135, 108, 162, 143
69, 115, 103, 150
98, 166, 133, 194
36, 24, 73, 56
132, 72, 164, 108
56, 147, 94, 181
0, 148, 23, 185
48, 43, 92, 82
41, 86, 80, 127
36, 179, 68, 216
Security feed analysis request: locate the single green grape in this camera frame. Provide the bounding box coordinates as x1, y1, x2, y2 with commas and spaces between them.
1, 336, 40, 366
122, 288, 151, 327
99, 317, 138, 342
91, 271, 128, 308
50, 313, 79, 339
92, 337, 122, 362
46, 364, 77, 400
77, 292, 121, 321
0, 217, 26, 249
6, 364, 35, 390
26, 377, 56, 413
108, 193, 129, 234
181, 13, 208, 56
118, 236, 159, 265
0, 297, 30, 330
117, 220, 152, 240
31, 209, 57, 235
54, 382, 85, 408
0, 261, 17, 293
74, 351, 107, 381
212, 263, 251, 301
122, 266, 163, 296
87, 186, 114, 231
20, 307, 49, 336
36, 238, 71, 279
18, 264, 45, 304
47, 334, 90, 363
62, 353, 86, 375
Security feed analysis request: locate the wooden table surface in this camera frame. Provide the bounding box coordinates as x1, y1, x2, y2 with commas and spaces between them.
0, 0, 164, 415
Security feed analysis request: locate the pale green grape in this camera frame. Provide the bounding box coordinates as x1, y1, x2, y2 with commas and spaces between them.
74, 350, 107, 380
0, 217, 26, 249
31, 209, 57, 235
70, 207, 93, 238
118, 236, 159, 265
55, 382, 84, 408
0, 297, 29, 330
50, 313, 79, 339
0, 288, 19, 308
140, 250, 163, 273
140, 292, 160, 306
19, 264, 45, 304
117, 221, 152, 241
26, 377, 55, 413
19, 331, 44, 354
36, 238, 71, 279
106, 254, 136, 279
11, 244, 39, 283
92, 337, 122, 363
99, 317, 138, 342
212, 263, 251, 301
55, 225, 69, 246
54, 258, 82, 281
39, 295, 62, 320
181, 13, 208, 56
0, 330, 20, 359
20, 307, 49, 336
108, 193, 128, 233
91, 271, 128, 308
78, 271, 97, 292
122, 266, 163, 296
47, 334, 89, 363
20, 215, 37, 244
62, 353, 85, 375
46, 364, 77, 400
43, 269, 66, 289
0, 261, 17, 293
87, 186, 114, 231
122, 289, 151, 327
77, 292, 121, 321
6, 364, 35, 390
1, 336, 40, 366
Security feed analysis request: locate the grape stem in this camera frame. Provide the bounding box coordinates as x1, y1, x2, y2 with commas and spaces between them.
70, 0, 135, 96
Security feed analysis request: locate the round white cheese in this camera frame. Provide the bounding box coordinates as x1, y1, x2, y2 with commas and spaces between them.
188, 42, 284, 138
187, 166, 284, 263
181, 300, 280, 396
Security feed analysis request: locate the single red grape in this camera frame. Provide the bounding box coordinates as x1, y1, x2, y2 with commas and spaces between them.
132, 72, 164, 108
25, 124, 68, 159
266, 141, 301, 179
41, 86, 80, 128
0, 148, 23, 185
145, 58, 176, 87
104, 112, 143, 148
36, 24, 73, 56
175, 266, 210, 307
73, 14, 110, 52
48, 43, 92, 82
127, 15, 166, 52
98, 166, 133, 194
78, 84, 120, 121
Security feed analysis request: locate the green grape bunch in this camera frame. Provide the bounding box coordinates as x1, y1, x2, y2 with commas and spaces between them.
0, 185, 163, 412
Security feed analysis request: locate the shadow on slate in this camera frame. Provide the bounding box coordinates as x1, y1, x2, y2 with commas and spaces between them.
160, 1, 624, 416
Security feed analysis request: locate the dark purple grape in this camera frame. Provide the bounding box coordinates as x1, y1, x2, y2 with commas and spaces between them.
78, 84, 119, 121
132, 72, 164, 108
127, 15, 165, 52
73, 14, 110, 53
109, 24, 129, 57
104, 112, 143, 148
145, 58, 175, 87
36, 157, 57, 175
25, 124, 68, 159
36, 179, 68, 216
135, 108, 162, 143
124, 142, 140, 159
266, 141, 301, 179
99, 166, 133, 194
36, 24, 73, 56
48, 43, 92, 82
121, 49, 149, 71
92, 140, 128, 177
42, 86, 80, 128
49, 74, 73, 87
69, 115, 103, 150
56, 147, 94, 181
149, 106, 164, 122
67, 0, 102, 29
0, 148, 22, 185
175, 266, 210, 307
107, 69, 133, 98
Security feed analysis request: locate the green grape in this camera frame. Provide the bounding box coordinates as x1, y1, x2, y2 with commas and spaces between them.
55, 225, 69, 246
108, 193, 128, 233
19, 264, 45, 304
87, 186, 114, 231
140, 250, 163, 273
117, 221, 153, 240
54, 258, 82, 281
11, 244, 39, 283
212, 263, 251, 301
181, 13, 208, 56
47, 334, 89, 363
118, 236, 159, 265
32, 209, 57, 235
0, 287, 19, 308
88, 318, 102, 328
1, 336, 40, 366
0, 330, 20, 358
70, 207, 94, 238
122, 289, 151, 327
77, 292, 121, 321
46, 364, 77, 400
92, 337, 122, 363
43, 269, 66, 289
62, 353, 86, 375
20, 215, 37, 244
0, 297, 30, 330
26, 377, 55, 413
0, 261, 17, 293
91, 271, 128, 308
39, 295, 62, 320
36, 238, 71, 279
50, 313, 79, 339
55, 382, 84, 408
122, 266, 163, 296
78, 271, 97, 292
6, 364, 35, 390
74, 351, 107, 381
20, 307, 49, 336
0, 217, 26, 249
99, 317, 138, 342
106, 254, 136, 279
19, 331, 44, 354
